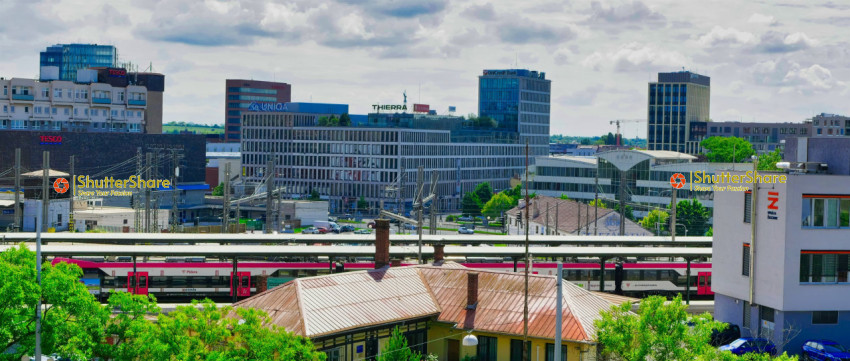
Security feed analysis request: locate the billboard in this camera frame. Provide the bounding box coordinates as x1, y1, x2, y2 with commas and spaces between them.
413, 103, 430, 113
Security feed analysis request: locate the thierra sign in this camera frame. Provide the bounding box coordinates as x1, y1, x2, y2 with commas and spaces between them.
372, 104, 407, 111
248, 102, 289, 112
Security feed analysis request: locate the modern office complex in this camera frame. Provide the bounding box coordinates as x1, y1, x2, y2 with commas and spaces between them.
40, 44, 117, 82
713, 137, 850, 354
811, 112, 850, 137
702, 121, 811, 154
225, 79, 291, 142
479, 69, 550, 158
647, 71, 710, 154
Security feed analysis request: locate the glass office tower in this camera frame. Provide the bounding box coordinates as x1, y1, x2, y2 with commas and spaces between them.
40, 44, 117, 82
647, 71, 710, 154
479, 69, 551, 157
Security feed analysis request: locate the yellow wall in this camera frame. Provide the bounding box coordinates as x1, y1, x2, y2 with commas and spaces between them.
427, 323, 594, 361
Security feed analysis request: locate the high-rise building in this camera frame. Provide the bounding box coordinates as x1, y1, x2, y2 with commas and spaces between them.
225, 79, 291, 142
647, 71, 710, 154
39, 44, 117, 82
479, 69, 550, 157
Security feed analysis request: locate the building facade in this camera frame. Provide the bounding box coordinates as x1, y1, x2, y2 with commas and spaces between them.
479, 69, 550, 158
702, 121, 811, 154
647, 71, 710, 154
713, 138, 850, 354
0, 77, 147, 133
811, 113, 850, 137
225, 79, 291, 142
40, 44, 117, 82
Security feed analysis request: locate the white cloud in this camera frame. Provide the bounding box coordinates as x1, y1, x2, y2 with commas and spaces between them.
748, 13, 778, 26
756, 31, 817, 53
752, 59, 845, 94
696, 26, 756, 47
582, 42, 690, 72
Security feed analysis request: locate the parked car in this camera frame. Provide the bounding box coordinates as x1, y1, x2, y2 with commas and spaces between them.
355, 229, 372, 234
404, 223, 417, 230
458, 216, 474, 222
340, 225, 355, 232
301, 227, 320, 234
317, 227, 332, 234
458, 226, 474, 234
710, 323, 741, 346
367, 221, 376, 228
282, 225, 295, 234
719, 338, 776, 356
802, 340, 850, 361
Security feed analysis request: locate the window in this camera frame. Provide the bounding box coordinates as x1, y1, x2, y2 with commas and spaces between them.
55, 88, 62, 98
546, 343, 568, 361
477, 336, 497, 361
41, 88, 49, 97
743, 301, 751, 331
800, 252, 850, 283
812, 311, 838, 324
802, 196, 850, 228
57, 214, 62, 226
510, 340, 531, 361
743, 243, 751, 276
744, 191, 752, 223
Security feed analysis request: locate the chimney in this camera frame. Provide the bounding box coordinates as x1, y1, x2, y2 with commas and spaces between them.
467, 272, 479, 309
434, 244, 445, 263
374, 219, 390, 269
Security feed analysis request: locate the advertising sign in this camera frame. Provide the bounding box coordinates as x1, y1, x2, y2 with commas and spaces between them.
80, 278, 101, 295
107, 68, 126, 77
413, 103, 429, 113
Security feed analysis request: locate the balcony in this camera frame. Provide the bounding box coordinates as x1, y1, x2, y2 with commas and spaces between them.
92, 97, 111, 104
12, 94, 34, 101
128, 99, 146, 106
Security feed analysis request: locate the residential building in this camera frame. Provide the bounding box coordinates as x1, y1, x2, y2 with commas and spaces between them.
479, 69, 550, 158
712, 137, 850, 354
236, 220, 613, 361
504, 195, 653, 236
702, 121, 811, 154
0, 76, 147, 133
811, 113, 850, 137
647, 71, 710, 154
39, 44, 117, 82
225, 79, 291, 142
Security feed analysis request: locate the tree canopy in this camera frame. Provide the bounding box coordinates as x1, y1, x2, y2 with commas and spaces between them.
674, 199, 711, 236
377, 326, 420, 361
757, 148, 783, 171
482, 193, 514, 219
700, 136, 755, 163
357, 196, 369, 210
474, 182, 494, 205
308, 189, 321, 201
461, 192, 482, 216
212, 182, 224, 196
639, 209, 669, 235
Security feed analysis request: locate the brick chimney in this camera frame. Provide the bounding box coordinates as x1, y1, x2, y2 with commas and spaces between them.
375, 219, 390, 269
391, 259, 402, 267
433, 244, 445, 263
467, 272, 479, 309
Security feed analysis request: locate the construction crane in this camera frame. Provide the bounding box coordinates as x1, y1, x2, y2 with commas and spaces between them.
609, 119, 645, 146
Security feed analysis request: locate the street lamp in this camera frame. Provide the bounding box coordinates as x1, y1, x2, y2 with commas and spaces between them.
462, 332, 478, 346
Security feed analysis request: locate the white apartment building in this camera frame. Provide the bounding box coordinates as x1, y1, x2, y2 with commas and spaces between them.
0, 77, 146, 133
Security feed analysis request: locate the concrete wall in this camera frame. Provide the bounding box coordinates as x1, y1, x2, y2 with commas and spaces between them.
22, 199, 69, 231
781, 311, 850, 354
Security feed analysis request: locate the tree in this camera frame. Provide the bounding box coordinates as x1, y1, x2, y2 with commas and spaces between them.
83, 293, 159, 361
134, 300, 326, 361
308, 189, 321, 201
328, 115, 339, 126
589, 199, 607, 209
559, 194, 570, 200
212, 182, 224, 196
482, 193, 514, 219
640, 209, 670, 235
378, 326, 420, 361
614, 203, 635, 221
318, 116, 329, 126
357, 196, 369, 210
606, 132, 616, 145
700, 136, 755, 163
706, 227, 713, 237
474, 182, 494, 205
461, 192, 481, 216
338, 113, 351, 127
675, 199, 711, 236
757, 148, 782, 171
1, 244, 107, 360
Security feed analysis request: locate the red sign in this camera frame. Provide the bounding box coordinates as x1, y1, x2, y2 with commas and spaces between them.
53, 178, 70, 194
413, 103, 430, 113
670, 173, 686, 189
40, 135, 62, 145
108, 68, 126, 77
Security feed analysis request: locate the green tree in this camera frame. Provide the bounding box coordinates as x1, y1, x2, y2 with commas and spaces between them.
482, 193, 514, 219
308, 189, 321, 201
614, 203, 635, 221
757, 148, 783, 171
675, 199, 711, 236
559, 194, 570, 200
640, 209, 670, 235
83, 293, 159, 361
378, 326, 420, 361
135, 300, 326, 361
706, 227, 713, 237
461, 192, 481, 216
700, 136, 755, 163
338, 113, 351, 127
474, 182, 494, 205
357, 196, 369, 210
212, 182, 224, 196
318, 116, 329, 126
589, 199, 607, 209
328, 115, 339, 126
0, 244, 106, 360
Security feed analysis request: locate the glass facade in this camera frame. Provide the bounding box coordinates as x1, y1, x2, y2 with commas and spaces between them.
647, 71, 710, 154
40, 44, 117, 82
479, 69, 551, 158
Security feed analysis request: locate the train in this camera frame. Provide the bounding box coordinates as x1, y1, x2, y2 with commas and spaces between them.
53, 257, 713, 302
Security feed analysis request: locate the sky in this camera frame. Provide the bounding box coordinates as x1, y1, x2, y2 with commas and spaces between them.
1, 0, 848, 137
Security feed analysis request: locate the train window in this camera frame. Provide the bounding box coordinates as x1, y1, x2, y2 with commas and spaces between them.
103, 277, 116, 287
171, 277, 188, 287
211, 276, 229, 287
626, 270, 642, 281
150, 277, 167, 287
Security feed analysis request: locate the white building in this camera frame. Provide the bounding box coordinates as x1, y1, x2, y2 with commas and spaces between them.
74, 205, 170, 232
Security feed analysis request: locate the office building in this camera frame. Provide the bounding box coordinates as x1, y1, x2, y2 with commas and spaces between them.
811, 113, 850, 137
225, 79, 291, 142
479, 69, 550, 157
40, 44, 117, 82
713, 137, 850, 354
702, 121, 811, 154
647, 71, 710, 154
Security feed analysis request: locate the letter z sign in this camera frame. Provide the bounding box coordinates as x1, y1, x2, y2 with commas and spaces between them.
767, 192, 779, 220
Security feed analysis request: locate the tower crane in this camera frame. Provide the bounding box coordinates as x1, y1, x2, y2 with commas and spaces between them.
609, 119, 645, 146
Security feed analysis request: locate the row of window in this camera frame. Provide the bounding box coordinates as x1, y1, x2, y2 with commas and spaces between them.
800, 253, 850, 283
801, 197, 850, 228
226, 87, 277, 95
478, 337, 566, 361
2, 105, 141, 117
2, 85, 142, 101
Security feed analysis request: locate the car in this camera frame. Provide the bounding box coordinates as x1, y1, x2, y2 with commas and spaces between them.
710, 323, 741, 346
340, 225, 356, 232
458, 216, 474, 222
458, 226, 474, 234
301, 227, 320, 234
404, 223, 417, 230
282, 225, 295, 234
719, 338, 776, 356
802, 340, 850, 361
317, 227, 332, 234
355, 229, 372, 234
367, 221, 376, 228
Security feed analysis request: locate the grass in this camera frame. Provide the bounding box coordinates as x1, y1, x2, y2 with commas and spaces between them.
473, 230, 507, 235
336, 219, 359, 224
163, 125, 224, 135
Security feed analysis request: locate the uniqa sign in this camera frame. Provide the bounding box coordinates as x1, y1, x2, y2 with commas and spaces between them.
372, 104, 407, 111
248, 102, 288, 112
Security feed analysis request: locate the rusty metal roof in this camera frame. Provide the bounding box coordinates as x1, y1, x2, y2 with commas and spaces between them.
236, 262, 615, 343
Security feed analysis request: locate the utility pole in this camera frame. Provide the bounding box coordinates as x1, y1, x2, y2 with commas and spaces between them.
618, 170, 626, 236
594, 168, 599, 235
430, 170, 438, 236
69, 156, 75, 232
545, 206, 550, 235
35, 198, 44, 360
222, 162, 231, 233
554, 203, 559, 235
144, 152, 152, 233
134, 149, 142, 232
13, 148, 21, 232
265, 157, 274, 234
170, 150, 179, 233
576, 200, 581, 235
276, 186, 283, 233
416, 166, 424, 264
749, 156, 759, 304
522, 140, 530, 361
584, 200, 590, 235
398, 158, 405, 234
671, 186, 677, 241
41, 151, 49, 232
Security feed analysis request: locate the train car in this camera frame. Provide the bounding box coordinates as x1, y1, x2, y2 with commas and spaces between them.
54, 258, 712, 301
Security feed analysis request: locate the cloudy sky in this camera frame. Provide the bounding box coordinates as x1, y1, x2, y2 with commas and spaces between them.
1, 0, 848, 137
